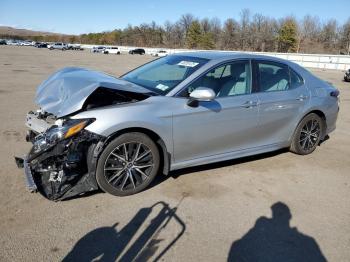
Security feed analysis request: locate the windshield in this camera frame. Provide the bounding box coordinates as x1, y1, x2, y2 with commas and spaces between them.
122, 55, 208, 95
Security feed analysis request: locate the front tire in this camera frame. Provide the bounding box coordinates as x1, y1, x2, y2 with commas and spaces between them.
290, 113, 324, 155
96, 132, 160, 196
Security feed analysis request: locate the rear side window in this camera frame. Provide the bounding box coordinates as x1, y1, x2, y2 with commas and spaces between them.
257, 62, 290, 92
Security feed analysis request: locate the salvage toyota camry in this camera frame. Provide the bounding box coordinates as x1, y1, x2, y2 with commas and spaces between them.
15, 52, 339, 200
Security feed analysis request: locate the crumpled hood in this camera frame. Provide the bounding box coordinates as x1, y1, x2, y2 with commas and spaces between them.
35, 67, 150, 117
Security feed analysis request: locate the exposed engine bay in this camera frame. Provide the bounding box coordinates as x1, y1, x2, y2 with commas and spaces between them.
15, 67, 153, 200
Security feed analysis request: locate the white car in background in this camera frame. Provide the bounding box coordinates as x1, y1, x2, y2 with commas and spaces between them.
48, 42, 68, 50
67, 44, 84, 50
91, 46, 106, 53
20, 41, 33, 46
103, 47, 121, 54
6, 40, 19, 45
151, 50, 168, 57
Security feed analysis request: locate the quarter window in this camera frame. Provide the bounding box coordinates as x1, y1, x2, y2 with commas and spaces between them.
289, 68, 304, 89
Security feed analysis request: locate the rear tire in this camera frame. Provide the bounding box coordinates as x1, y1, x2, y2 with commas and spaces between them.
290, 113, 324, 155
96, 132, 160, 196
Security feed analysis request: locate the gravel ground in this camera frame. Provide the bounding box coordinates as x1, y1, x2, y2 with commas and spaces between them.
0, 46, 349, 262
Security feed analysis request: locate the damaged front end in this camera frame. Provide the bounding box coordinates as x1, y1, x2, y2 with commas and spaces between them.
15, 110, 104, 201
15, 67, 153, 200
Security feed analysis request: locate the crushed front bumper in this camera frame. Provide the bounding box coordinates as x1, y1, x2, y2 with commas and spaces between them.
15, 130, 104, 201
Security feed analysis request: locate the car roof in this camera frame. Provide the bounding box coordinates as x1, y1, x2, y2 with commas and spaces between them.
173, 51, 292, 64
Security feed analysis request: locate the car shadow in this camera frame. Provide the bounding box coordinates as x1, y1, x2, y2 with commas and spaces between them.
62, 201, 186, 262
227, 202, 327, 262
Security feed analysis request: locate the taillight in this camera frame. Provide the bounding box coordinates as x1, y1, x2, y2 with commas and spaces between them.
330, 90, 339, 98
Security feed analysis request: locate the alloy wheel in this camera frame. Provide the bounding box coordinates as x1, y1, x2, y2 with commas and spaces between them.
299, 118, 321, 151
103, 142, 154, 191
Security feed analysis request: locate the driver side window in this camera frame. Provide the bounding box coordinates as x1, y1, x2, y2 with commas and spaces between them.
180, 61, 252, 98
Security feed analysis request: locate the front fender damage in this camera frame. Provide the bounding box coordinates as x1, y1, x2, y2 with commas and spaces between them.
15, 130, 104, 201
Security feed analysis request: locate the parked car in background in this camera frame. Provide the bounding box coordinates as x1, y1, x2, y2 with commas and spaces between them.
129, 48, 145, 55
344, 69, 350, 82
0, 39, 6, 45
15, 52, 339, 200
35, 42, 48, 48
104, 47, 121, 54
7, 40, 20, 45
19, 41, 33, 46
68, 44, 84, 50
91, 46, 106, 53
151, 50, 168, 57
49, 42, 68, 50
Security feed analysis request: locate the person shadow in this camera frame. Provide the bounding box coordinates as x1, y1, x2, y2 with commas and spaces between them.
228, 202, 327, 262
62, 201, 186, 262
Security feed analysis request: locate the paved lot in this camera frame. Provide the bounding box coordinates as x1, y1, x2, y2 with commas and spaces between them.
0, 46, 349, 261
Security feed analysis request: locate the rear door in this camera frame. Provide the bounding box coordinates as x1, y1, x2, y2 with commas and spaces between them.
253, 60, 309, 146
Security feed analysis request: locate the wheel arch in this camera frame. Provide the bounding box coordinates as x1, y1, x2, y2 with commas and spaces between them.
100, 127, 170, 175
303, 109, 327, 138
307, 109, 326, 121
290, 109, 327, 144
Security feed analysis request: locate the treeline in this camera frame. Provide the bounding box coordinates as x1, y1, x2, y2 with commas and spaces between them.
3, 10, 350, 54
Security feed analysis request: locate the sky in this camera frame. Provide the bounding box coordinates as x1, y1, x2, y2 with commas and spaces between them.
0, 0, 349, 35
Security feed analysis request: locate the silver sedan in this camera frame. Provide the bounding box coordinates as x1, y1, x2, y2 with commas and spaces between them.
16, 52, 339, 200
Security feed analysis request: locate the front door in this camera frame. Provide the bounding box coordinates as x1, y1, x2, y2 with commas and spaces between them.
172, 60, 260, 163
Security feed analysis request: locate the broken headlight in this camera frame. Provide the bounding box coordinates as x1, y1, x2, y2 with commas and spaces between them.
33, 118, 94, 153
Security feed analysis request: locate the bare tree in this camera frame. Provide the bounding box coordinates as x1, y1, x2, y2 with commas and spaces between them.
321, 19, 339, 52
222, 18, 240, 50
201, 18, 211, 33
179, 13, 195, 37
251, 13, 265, 51
340, 19, 350, 54
163, 20, 173, 47
297, 15, 321, 53
209, 17, 222, 48
240, 9, 251, 50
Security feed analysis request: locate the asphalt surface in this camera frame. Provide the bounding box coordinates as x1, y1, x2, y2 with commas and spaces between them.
0, 46, 349, 261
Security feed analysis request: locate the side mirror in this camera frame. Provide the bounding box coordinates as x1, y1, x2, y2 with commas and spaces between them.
187, 87, 215, 107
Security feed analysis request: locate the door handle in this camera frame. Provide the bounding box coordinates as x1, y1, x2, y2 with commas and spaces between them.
242, 100, 258, 108
297, 95, 309, 101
